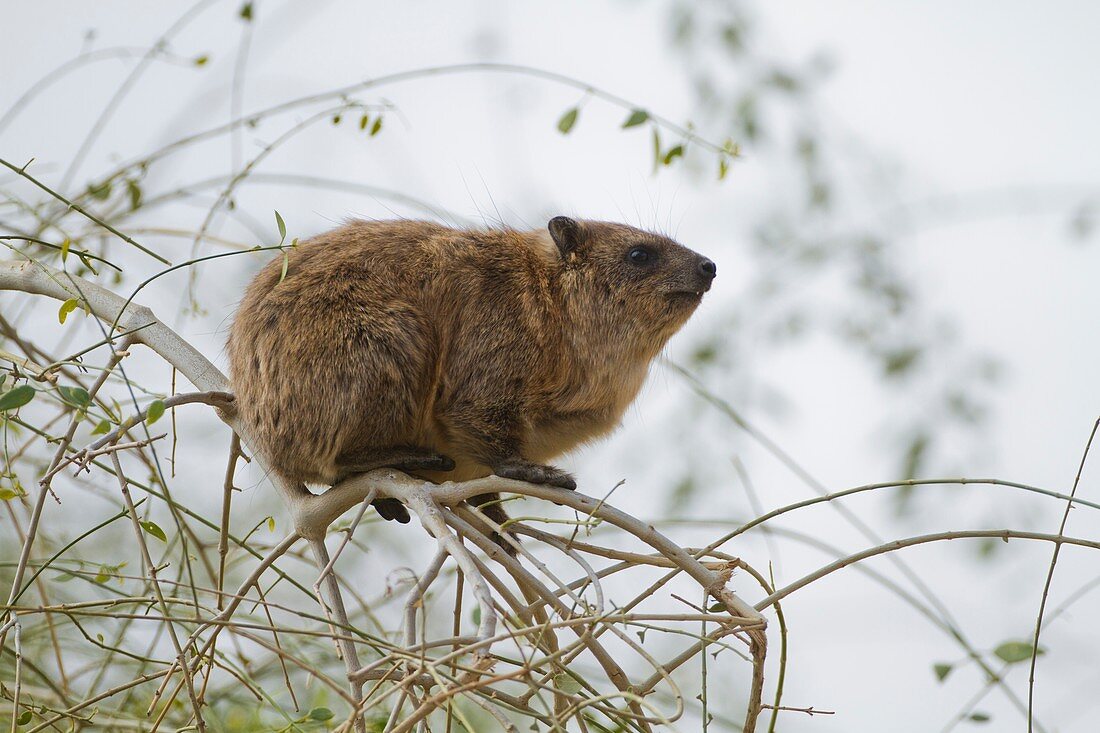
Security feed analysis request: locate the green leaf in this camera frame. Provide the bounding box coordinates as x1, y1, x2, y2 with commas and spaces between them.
279, 251, 290, 283
127, 179, 142, 210
622, 109, 649, 128
58, 386, 91, 408
557, 107, 579, 134
370, 116, 383, 136
0, 488, 20, 501
266, 516, 276, 532
651, 128, 661, 171
274, 210, 287, 244
331, 113, 342, 125
994, 640, 1043, 664
977, 537, 1000, 559
193, 54, 209, 67
662, 144, 685, 166
146, 399, 166, 425
16, 710, 32, 726
554, 672, 582, 694
969, 712, 991, 723
471, 606, 481, 626
92, 419, 111, 435
884, 347, 921, 376
359, 113, 370, 130
933, 663, 953, 682
901, 433, 930, 481
140, 521, 167, 543
60, 238, 72, 261
0, 385, 35, 412
708, 602, 725, 612
719, 158, 730, 180
239, 1, 253, 21
766, 70, 800, 92
309, 707, 335, 721
58, 298, 79, 324
87, 180, 112, 201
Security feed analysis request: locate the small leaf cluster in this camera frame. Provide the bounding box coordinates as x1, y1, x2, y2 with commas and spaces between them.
555, 103, 739, 179
930, 638, 1047, 725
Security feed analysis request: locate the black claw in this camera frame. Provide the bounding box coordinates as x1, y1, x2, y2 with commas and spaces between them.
553, 474, 577, 491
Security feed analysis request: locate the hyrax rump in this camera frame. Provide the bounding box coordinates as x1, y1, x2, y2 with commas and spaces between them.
228, 217, 716, 549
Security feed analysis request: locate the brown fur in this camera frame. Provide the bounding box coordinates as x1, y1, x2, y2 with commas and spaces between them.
227, 217, 715, 547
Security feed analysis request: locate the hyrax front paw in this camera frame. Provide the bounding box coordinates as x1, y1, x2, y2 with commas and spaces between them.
493, 459, 577, 491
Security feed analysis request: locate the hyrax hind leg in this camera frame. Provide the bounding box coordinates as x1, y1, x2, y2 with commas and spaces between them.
438, 401, 577, 554
467, 493, 516, 554
334, 446, 456, 524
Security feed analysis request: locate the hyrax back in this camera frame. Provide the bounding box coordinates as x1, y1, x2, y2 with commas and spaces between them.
228, 217, 716, 538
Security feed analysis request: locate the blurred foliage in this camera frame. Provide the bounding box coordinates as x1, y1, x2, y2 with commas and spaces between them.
657, 0, 1005, 519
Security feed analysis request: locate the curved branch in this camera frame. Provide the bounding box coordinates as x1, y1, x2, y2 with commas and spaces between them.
0, 260, 227, 392
756, 529, 1100, 611
98, 62, 734, 190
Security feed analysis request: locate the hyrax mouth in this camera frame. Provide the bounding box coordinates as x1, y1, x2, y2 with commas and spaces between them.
666, 279, 711, 299
667, 289, 706, 301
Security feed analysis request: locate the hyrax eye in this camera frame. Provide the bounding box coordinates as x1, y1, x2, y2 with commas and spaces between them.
628, 247, 651, 265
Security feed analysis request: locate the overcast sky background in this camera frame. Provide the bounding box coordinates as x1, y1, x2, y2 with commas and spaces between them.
3, 1, 1100, 730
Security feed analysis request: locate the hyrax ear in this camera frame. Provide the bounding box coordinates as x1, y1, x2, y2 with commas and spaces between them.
548, 216, 583, 258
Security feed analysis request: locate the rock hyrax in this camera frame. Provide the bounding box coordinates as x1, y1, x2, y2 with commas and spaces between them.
228, 217, 716, 547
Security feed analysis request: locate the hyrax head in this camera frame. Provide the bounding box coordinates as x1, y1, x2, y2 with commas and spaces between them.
547, 216, 716, 342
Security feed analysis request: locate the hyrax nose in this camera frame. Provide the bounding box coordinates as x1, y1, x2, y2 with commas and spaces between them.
697, 257, 717, 281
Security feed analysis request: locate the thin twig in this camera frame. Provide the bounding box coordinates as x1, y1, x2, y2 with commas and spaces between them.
109, 449, 206, 731
756, 529, 1100, 611
1026, 417, 1100, 732
217, 432, 241, 610
0, 157, 170, 264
